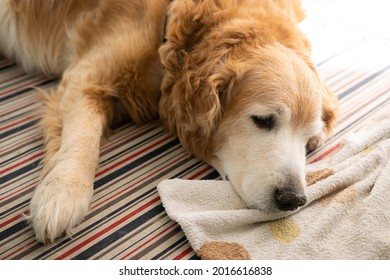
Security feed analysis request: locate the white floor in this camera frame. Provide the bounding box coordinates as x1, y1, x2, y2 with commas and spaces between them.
302, 0, 390, 40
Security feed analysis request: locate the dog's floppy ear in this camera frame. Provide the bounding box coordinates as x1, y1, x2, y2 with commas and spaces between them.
320, 84, 339, 134
184, 60, 237, 133
158, 0, 244, 160
159, 52, 237, 161
296, 50, 339, 135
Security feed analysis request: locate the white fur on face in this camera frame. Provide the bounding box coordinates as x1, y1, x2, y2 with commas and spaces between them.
211, 104, 323, 212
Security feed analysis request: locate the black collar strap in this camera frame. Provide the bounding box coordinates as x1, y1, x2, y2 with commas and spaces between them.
162, 0, 173, 43
162, 14, 169, 43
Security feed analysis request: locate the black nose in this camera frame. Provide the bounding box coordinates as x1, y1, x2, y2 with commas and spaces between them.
274, 188, 307, 211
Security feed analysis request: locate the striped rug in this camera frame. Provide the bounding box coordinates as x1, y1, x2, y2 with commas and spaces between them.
1, 17, 390, 259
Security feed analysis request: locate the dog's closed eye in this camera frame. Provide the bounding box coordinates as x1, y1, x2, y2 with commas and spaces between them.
251, 115, 276, 131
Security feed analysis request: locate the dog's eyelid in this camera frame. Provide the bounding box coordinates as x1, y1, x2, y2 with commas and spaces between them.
251, 114, 276, 131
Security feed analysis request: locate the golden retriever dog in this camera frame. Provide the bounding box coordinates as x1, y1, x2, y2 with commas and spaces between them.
0, 0, 339, 243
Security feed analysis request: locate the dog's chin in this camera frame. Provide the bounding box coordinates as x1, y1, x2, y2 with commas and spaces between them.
243, 200, 276, 213
234, 185, 302, 213
230, 186, 273, 212
244, 201, 300, 217
221, 175, 272, 212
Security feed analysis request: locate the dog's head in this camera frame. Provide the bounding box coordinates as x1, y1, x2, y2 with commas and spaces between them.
159, 2, 337, 212
209, 44, 328, 212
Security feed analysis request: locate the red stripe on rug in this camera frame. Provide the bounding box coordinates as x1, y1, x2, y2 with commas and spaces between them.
173, 247, 193, 260
0, 115, 36, 132
120, 223, 177, 260
95, 135, 173, 178
0, 181, 36, 202
188, 166, 213, 180
0, 151, 44, 175
0, 77, 47, 97
91, 155, 186, 210
0, 213, 24, 229
2, 98, 38, 115
334, 71, 368, 93
0, 135, 39, 154
1, 239, 37, 260
55, 196, 161, 260
101, 124, 155, 152
309, 143, 341, 164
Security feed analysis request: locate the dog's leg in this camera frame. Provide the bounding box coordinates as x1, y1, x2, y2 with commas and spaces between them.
39, 88, 64, 175
29, 77, 112, 244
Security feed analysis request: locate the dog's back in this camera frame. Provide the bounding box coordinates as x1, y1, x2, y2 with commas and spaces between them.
0, 0, 168, 77
0, 0, 169, 123
0, 0, 92, 74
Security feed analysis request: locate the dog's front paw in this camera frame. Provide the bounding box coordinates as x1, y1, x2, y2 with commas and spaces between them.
28, 166, 94, 244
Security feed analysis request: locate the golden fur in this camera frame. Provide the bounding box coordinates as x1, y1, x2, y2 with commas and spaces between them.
159, 0, 338, 161
0, 0, 339, 243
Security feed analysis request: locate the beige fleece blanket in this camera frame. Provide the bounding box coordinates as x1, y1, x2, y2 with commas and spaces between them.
157, 113, 390, 259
